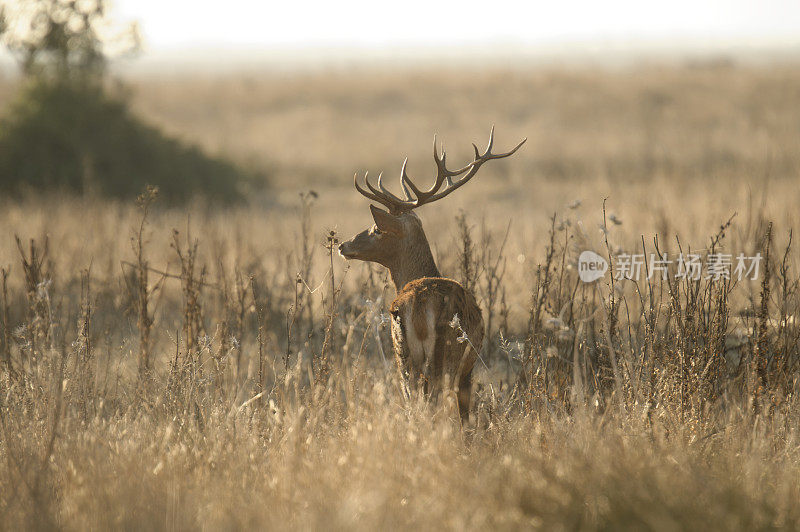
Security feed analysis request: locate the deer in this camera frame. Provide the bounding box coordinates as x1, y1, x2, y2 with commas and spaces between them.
338, 127, 526, 422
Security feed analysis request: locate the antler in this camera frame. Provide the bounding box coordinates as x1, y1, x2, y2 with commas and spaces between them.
354, 126, 526, 214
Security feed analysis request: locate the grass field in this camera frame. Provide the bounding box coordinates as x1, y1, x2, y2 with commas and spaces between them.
2, 61, 800, 529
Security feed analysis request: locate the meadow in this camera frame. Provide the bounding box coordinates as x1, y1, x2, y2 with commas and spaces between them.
2, 60, 800, 529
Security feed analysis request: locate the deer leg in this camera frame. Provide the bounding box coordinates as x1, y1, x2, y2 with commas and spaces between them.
391, 311, 416, 402
412, 305, 436, 398
423, 322, 450, 402
421, 345, 433, 396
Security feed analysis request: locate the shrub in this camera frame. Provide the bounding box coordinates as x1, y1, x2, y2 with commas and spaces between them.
0, 79, 261, 203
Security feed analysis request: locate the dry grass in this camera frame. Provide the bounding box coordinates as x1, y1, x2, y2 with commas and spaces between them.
2, 61, 800, 530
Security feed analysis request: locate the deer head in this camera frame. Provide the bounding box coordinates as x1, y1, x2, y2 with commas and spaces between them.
339, 127, 526, 290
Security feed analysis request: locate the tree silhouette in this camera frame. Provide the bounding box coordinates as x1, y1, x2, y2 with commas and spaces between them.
0, 1, 260, 203
0, 0, 139, 80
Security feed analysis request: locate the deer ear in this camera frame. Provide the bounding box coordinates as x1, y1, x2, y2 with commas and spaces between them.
370, 204, 402, 235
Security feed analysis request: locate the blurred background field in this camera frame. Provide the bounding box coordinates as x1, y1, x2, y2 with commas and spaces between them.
2, 60, 799, 313
2, 59, 800, 530
5, 60, 800, 244
3, 0, 800, 529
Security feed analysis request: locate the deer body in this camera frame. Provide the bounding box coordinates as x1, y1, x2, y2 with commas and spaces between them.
339, 127, 525, 422
391, 278, 483, 419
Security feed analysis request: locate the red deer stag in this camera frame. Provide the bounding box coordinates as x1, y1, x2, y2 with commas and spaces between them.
339, 127, 525, 421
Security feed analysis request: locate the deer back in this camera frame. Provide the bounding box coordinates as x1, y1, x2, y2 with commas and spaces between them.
389, 277, 483, 388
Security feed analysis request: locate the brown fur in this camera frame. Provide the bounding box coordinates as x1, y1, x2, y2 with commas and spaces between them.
340, 127, 524, 422
390, 277, 484, 420
340, 208, 485, 422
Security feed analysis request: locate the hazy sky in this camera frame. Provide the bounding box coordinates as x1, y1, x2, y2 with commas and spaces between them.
114, 0, 800, 52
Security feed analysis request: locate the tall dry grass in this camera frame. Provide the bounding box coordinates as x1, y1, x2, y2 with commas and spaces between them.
2, 62, 800, 529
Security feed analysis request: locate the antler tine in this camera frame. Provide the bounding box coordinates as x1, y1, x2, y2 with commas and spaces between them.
482, 124, 495, 157
376, 172, 409, 206
400, 158, 423, 199
370, 172, 408, 209
399, 136, 440, 200
355, 127, 525, 213
364, 171, 383, 197
354, 171, 384, 205
398, 158, 413, 201
471, 125, 526, 166
418, 127, 527, 205
401, 134, 473, 206
355, 170, 416, 214
436, 141, 473, 178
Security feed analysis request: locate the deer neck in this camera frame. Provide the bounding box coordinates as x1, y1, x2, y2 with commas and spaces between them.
388, 232, 440, 292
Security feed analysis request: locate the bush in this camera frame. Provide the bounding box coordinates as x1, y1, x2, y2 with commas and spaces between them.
0, 79, 261, 203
